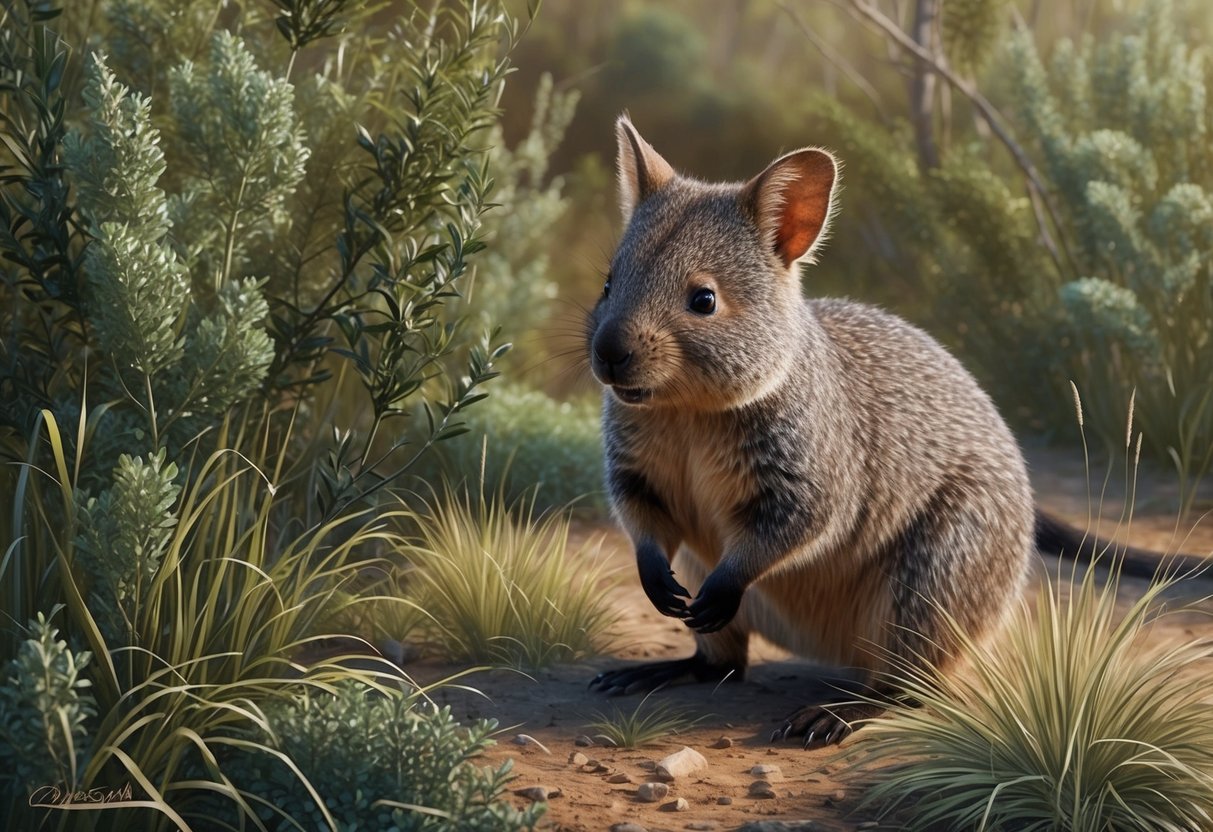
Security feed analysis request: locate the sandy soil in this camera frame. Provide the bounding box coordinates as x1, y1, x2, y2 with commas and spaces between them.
401, 442, 1213, 832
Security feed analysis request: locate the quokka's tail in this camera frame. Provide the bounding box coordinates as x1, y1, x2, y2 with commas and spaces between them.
1034, 508, 1210, 581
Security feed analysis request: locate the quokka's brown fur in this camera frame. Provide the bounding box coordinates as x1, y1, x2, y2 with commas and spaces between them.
585, 116, 1081, 746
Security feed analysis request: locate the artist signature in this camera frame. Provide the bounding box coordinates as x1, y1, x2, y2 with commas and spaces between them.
28, 782, 135, 808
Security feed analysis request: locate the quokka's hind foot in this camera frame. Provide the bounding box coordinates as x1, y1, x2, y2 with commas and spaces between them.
589, 653, 743, 696
770, 701, 887, 749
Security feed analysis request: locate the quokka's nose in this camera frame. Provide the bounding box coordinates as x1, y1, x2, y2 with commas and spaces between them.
592, 325, 633, 375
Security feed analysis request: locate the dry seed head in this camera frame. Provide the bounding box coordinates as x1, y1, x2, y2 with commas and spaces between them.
1070, 381, 1084, 428
1134, 432, 1142, 468
1126, 388, 1136, 450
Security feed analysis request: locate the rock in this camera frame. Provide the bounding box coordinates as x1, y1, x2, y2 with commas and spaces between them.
660, 797, 690, 812
584, 759, 610, 773
610, 824, 648, 832
569, 751, 589, 766
379, 638, 419, 665
748, 780, 777, 799
655, 746, 708, 781
511, 734, 551, 754
638, 760, 657, 771
513, 785, 560, 801
596, 734, 620, 747
710, 736, 734, 749
607, 772, 631, 784
574, 734, 594, 747
716, 796, 733, 806
687, 822, 720, 830
750, 763, 783, 780
636, 782, 670, 803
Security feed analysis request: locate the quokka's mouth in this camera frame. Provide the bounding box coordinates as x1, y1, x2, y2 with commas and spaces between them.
611, 386, 653, 405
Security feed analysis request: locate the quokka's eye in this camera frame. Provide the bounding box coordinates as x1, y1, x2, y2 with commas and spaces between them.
602, 279, 611, 299
689, 287, 716, 315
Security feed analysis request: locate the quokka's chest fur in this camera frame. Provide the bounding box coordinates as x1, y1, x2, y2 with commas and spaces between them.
605, 400, 821, 563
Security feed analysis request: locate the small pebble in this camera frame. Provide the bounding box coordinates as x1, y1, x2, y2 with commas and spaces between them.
574, 735, 594, 747
379, 638, 420, 665
750, 763, 782, 780
636, 781, 670, 803
513, 785, 559, 801
569, 751, 588, 766
660, 797, 690, 812
748, 780, 777, 799
711, 736, 734, 749
833, 788, 847, 802
511, 734, 551, 754
607, 772, 631, 784
717, 796, 733, 806
610, 824, 647, 832
687, 822, 720, 830
638, 760, 657, 771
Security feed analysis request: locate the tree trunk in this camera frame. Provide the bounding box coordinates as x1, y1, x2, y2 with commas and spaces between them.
909, 0, 940, 171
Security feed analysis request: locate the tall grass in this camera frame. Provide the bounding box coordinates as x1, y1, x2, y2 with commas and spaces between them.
394, 481, 618, 671
0, 410, 438, 829
853, 547, 1213, 830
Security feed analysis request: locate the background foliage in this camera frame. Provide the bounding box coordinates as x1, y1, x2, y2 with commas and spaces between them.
494, 0, 1213, 515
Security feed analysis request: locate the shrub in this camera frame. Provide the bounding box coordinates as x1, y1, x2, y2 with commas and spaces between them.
808, 0, 1213, 512
464, 73, 579, 368
391, 483, 617, 671
419, 385, 606, 513
852, 561, 1213, 830
1005, 0, 1213, 513
215, 680, 543, 832
0, 609, 96, 792
0, 0, 535, 827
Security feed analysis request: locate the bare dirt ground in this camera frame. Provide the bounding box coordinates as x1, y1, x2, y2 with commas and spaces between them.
405, 441, 1213, 832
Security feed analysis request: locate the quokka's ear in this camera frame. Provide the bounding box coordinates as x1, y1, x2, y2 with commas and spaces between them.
616, 114, 675, 225
740, 148, 839, 269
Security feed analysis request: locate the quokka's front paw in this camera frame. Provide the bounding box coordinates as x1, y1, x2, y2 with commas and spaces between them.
637, 544, 691, 618
685, 570, 744, 633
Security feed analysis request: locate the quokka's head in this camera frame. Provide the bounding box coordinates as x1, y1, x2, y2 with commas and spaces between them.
587, 116, 839, 411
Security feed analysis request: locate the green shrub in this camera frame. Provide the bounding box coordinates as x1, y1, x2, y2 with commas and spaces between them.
0, 609, 96, 792
1005, 0, 1213, 513
419, 385, 606, 513
853, 562, 1213, 830
216, 680, 543, 832
464, 73, 579, 367
391, 483, 617, 671
0, 0, 534, 827
809, 0, 1213, 512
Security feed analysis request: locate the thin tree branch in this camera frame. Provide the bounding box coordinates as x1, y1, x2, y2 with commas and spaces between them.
777, 1, 888, 122
846, 0, 1078, 281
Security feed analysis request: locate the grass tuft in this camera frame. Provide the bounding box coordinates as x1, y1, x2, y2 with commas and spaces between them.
851, 562, 1213, 831
395, 482, 618, 671
586, 692, 707, 749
